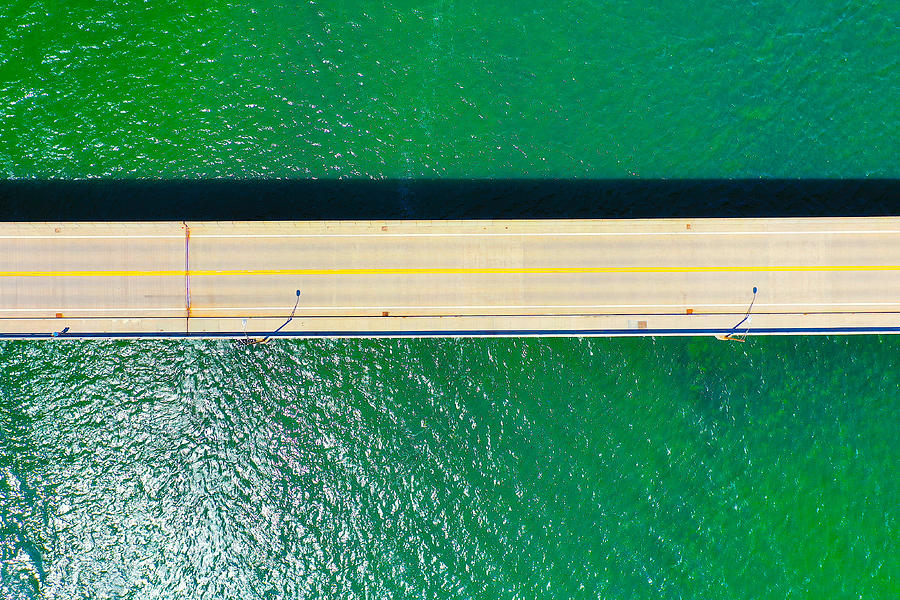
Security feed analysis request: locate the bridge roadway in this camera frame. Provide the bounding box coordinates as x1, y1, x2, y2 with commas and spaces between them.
1, 218, 899, 338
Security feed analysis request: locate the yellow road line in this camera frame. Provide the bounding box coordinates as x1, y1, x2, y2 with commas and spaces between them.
1, 265, 900, 277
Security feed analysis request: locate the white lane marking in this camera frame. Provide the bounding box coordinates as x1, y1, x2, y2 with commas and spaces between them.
2, 230, 900, 239
2, 302, 900, 312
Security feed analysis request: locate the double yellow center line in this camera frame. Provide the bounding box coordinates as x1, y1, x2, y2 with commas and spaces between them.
1, 265, 899, 277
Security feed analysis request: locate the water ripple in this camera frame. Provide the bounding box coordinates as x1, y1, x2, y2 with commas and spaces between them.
1, 337, 896, 598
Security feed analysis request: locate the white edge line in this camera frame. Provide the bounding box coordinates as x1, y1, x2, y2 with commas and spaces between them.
3, 302, 900, 313
2, 230, 900, 239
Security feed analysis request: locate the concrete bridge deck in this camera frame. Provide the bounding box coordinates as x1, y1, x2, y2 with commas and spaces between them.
1, 218, 898, 338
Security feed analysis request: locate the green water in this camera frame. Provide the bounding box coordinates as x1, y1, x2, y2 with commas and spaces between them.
1, 1, 897, 178
1, 1, 899, 598
1, 338, 897, 598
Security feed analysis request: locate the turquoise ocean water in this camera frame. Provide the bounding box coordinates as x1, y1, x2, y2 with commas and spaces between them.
0, 1, 897, 178
1, 1, 899, 599
2, 338, 897, 598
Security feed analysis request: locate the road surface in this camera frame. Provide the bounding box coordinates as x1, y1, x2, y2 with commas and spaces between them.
1, 218, 898, 337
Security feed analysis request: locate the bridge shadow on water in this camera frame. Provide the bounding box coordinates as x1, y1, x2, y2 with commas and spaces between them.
0, 179, 898, 221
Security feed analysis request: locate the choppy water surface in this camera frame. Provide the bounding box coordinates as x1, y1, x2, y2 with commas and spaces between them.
1, 337, 897, 598
1, 1, 899, 598
1, 1, 897, 178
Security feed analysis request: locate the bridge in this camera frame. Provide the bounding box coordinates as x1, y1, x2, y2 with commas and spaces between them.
1, 218, 898, 338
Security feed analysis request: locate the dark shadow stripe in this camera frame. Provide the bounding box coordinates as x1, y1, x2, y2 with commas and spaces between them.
1, 179, 898, 221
